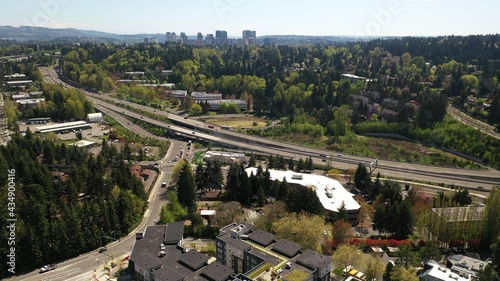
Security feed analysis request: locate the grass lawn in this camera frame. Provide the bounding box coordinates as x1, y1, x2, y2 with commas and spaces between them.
203, 116, 269, 129
248, 263, 273, 279
286, 269, 309, 281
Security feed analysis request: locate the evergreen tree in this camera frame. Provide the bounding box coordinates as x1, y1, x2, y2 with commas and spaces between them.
176, 160, 197, 214
354, 163, 371, 192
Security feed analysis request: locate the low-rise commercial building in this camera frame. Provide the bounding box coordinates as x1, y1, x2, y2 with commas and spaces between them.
245, 168, 361, 224
191, 92, 222, 102
420, 260, 472, 281
207, 99, 248, 111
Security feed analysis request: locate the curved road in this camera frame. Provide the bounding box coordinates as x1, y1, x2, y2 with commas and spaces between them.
447, 105, 499, 140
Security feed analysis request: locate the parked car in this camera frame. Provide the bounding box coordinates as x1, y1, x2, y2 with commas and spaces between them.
99, 247, 108, 253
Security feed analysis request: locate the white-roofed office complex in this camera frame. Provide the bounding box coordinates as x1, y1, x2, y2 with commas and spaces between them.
245, 168, 361, 224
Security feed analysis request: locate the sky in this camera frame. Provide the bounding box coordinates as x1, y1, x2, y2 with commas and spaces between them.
0, 0, 499, 37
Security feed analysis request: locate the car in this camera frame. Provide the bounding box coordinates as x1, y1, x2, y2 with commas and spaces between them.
276, 268, 283, 274
99, 247, 108, 253
208, 125, 215, 129
192, 132, 196, 134
167, 160, 171, 163
40, 264, 56, 273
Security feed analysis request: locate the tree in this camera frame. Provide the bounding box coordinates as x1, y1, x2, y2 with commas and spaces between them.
357, 200, 374, 227
255, 202, 287, 231
332, 244, 362, 273
383, 262, 394, 281
452, 187, 472, 206
364, 256, 385, 281
476, 264, 498, 281
418, 242, 441, 265
354, 163, 371, 192
214, 202, 243, 227
390, 266, 419, 281
331, 219, 351, 244
481, 188, 500, 249
396, 244, 417, 267
272, 213, 325, 252
190, 103, 203, 116
176, 160, 197, 214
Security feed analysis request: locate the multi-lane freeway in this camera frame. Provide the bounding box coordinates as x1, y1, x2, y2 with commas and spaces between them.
39, 67, 500, 190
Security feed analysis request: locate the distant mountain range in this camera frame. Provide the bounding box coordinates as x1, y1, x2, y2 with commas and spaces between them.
0, 26, 165, 42
0, 25, 395, 44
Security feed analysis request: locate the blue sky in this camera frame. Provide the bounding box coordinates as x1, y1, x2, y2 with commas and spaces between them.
1, 0, 499, 37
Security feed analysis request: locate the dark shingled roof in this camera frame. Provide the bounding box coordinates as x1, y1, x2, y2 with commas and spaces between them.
152, 266, 185, 281
297, 249, 331, 269
201, 261, 234, 281
272, 239, 302, 258
248, 230, 275, 246
178, 250, 210, 270
220, 237, 251, 251
132, 253, 163, 271
165, 221, 184, 244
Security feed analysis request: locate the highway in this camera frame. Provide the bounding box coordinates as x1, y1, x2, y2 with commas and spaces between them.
39, 67, 500, 190
10, 67, 196, 280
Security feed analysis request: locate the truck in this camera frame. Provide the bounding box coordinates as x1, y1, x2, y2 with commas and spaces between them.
221, 125, 231, 130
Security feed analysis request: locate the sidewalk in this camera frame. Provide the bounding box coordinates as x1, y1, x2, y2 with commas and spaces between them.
93, 254, 130, 281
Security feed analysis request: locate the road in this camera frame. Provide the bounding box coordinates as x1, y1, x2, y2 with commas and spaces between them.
447, 105, 499, 140
39, 67, 500, 191
8, 86, 194, 281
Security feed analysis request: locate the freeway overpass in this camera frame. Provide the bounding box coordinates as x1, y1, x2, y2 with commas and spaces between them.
39, 67, 500, 190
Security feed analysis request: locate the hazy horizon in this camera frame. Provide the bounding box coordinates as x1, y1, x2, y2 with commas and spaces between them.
1, 0, 499, 38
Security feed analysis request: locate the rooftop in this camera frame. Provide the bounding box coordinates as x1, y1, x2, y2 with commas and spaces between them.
448, 254, 487, 274
130, 223, 234, 281
179, 250, 210, 270
248, 230, 275, 247
245, 168, 360, 212
165, 221, 185, 244
420, 260, 471, 281
296, 249, 331, 270
200, 261, 234, 281
272, 239, 302, 258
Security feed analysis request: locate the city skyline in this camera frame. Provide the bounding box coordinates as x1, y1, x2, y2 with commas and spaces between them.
0, 0, 499, 37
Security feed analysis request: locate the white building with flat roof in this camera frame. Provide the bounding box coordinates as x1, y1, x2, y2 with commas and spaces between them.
245, 168, 361, 224
191, 92, 222, 102
420, 260, 472, 281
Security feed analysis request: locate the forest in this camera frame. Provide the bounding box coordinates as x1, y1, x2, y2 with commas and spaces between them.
0, 135, 147, 276
57, 35, 500, 168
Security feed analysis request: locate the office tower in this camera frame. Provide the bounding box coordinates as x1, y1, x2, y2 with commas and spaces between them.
205, 34, 215, 46
180, 32, 188, 45
215, 30, 228, 45
165, 32, 177, 43
197, 32, 204, 45
242, 30, 256, 45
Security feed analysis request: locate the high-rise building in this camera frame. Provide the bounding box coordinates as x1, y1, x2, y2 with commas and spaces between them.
180, 32, 188, 45
165, 32, 177, 43
242, 30, 256, 45
215, 30, 228, 45
196, 32, 203, 45
205, 34, 215, 46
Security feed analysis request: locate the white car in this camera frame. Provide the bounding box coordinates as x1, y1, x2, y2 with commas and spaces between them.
40, 264, 56, 273
276, 268, 283, 274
